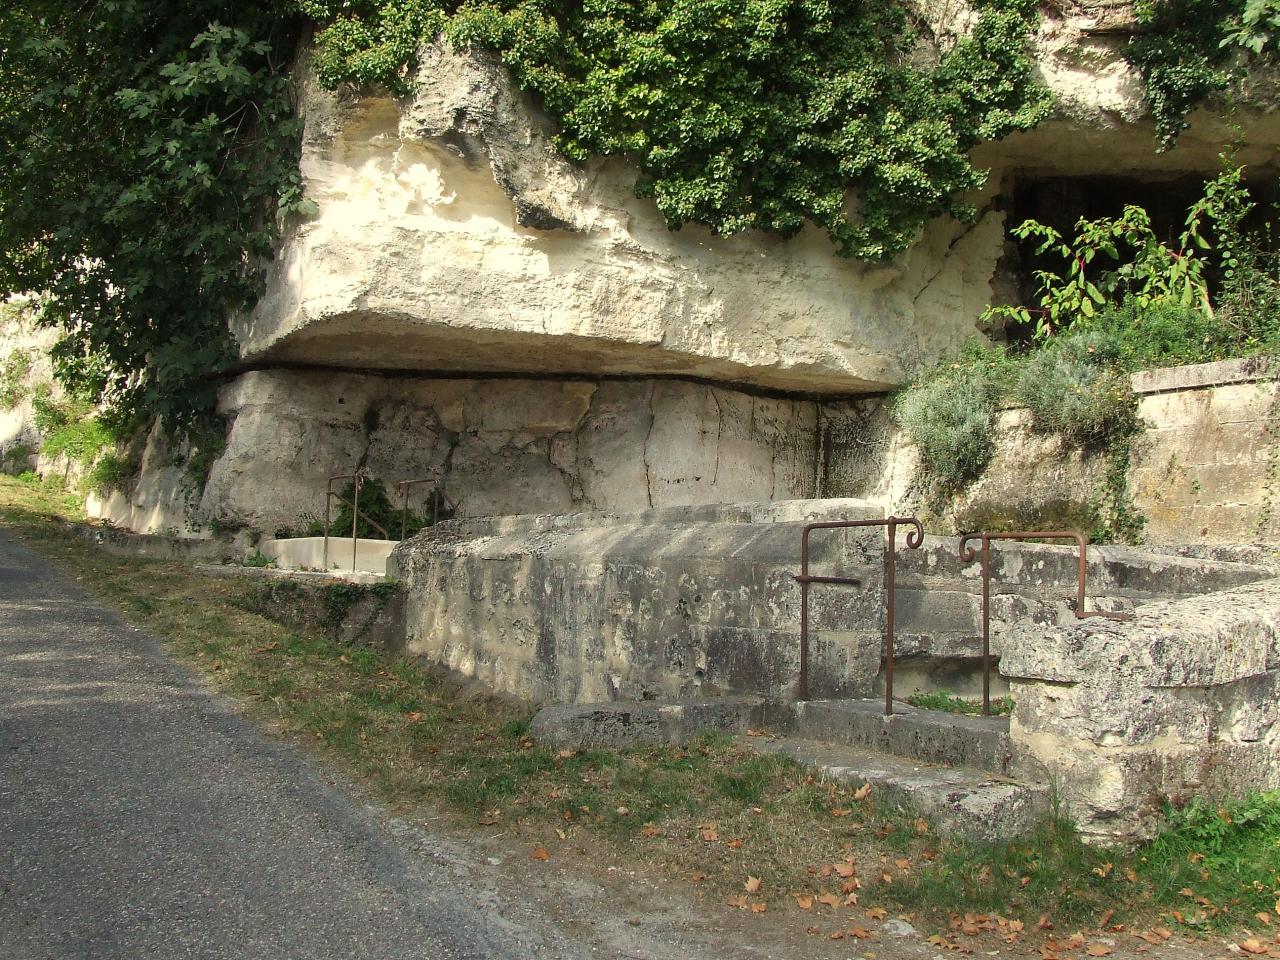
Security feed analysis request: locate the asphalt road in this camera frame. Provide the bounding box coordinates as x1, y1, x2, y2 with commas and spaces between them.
0, 530, 593, 960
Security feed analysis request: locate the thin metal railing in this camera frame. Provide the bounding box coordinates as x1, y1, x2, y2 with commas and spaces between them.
795, 516, 924, 714
957, 530, 1135, 715
321, 471, 389, 572
394, 477, 450, 541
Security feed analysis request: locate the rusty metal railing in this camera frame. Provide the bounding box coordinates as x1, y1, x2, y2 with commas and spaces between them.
322, 472, 389, 572
795, 516, 924, 714
958, 530, 1135, 715
394, 476, 450, 541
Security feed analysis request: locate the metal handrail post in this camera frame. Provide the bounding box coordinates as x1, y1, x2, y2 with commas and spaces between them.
958, 529, 1135, 715
394, 477, 446, 541
795, 516, 924, 714
351, 473, 362, 573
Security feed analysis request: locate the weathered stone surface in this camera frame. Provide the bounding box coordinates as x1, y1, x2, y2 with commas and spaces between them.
766, 698, 1025, 778
1003, 577, 1280, 840
824, 369, 1280, 545
236, 44, 1015, 395
152, 369, 831, 535
1129, 376, 1280, 543
749, 735, 1051, 842
391, 500, 887, 705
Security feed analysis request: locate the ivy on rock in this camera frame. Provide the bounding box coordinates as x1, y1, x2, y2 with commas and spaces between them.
1127, 0, 1280, 150
301, 0, 1052, 260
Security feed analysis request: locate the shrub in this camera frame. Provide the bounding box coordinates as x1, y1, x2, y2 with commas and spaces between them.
0, 350, 32, 409
895, 343, 1011, 494
1014, 330, 1139, 447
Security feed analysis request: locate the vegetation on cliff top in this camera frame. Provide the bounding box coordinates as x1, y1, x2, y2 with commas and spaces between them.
1128, 0, 1280, 149
301, 0, 1051, 261
0, 0, 1273, 446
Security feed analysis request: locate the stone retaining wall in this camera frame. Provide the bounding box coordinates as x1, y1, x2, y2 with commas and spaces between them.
1002, 577, 1280, 841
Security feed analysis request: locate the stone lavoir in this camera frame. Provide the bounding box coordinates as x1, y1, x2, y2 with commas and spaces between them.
25, 5, 1278, 841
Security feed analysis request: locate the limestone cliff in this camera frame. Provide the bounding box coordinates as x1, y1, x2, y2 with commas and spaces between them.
94, 6, 1280, 534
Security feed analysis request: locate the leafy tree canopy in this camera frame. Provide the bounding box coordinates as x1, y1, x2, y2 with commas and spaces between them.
0, 2, 306, 431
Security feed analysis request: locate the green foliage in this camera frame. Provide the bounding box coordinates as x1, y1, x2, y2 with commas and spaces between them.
894, 341, 1012, 495
0, 350, 32, 409
85, 453, 138, 497
1128, 0, 1278, 150
906, 690, 1013, 716
303, 0, 1050, 260
1222, 0, 1280, 55
1013, 330, 1138, 448
984, 168, 1247, 340
1139, 791, 1280, 926
0, 3, 308, 431
326, 475, 450, 539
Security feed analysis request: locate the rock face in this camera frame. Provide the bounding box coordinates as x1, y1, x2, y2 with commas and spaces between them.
235, 44, 1010, 395
1003, 576, 1280, 841
826, 361, 1280, 545
180, 369, 843, 534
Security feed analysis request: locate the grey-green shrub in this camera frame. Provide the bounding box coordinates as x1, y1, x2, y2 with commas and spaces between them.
1014, 330, 1138, 447
895, 366, 1001, 494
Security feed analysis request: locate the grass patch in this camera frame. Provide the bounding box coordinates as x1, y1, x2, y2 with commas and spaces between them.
906, 690, 1013, 716
3, 473, 1278, 946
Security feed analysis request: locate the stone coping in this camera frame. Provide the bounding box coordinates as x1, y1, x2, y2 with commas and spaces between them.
408, 497, 883, 540
193, 563, 387, 586
1130, 356, 1276, 395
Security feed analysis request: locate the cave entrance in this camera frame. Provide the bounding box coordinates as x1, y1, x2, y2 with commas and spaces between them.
995, 172, 1279, 344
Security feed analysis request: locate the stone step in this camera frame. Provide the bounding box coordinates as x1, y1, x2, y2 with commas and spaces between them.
744, 734, 1050, 841
763, 698, 1033, 779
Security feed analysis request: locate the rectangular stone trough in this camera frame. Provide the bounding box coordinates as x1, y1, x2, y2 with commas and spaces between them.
260, 535, 398, 576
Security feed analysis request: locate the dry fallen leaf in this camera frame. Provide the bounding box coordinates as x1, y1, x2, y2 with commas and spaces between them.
867, 907, 887, 921
816, 892, 842, 909
830, 808, 851, 818
1085, 945, 1112, 956
1258, 912, 1273, 926
531, 847, 551, 861
794, 894, 814, 911
641, 824, 661, 838
702, 826, 720, 842
853, 782, 873, 802
750, 902, 767, 914
834, 862, 856, 878
727, 838, 744, 849
745, 876, 762, 894
849, 925, 870, 938
1240, 938, 1270, 955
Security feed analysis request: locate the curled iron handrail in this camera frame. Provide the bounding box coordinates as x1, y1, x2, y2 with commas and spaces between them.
957, 529, 1134, 715
794, 516, 924, 714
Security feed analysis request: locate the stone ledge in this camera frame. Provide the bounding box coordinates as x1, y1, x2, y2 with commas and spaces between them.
1130, 357, 1277, 396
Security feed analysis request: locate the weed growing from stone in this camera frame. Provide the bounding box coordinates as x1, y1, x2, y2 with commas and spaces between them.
905, 690, 1013, 716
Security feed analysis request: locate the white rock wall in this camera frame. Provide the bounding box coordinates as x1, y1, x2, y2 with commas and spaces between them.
162, 369, 835, 535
